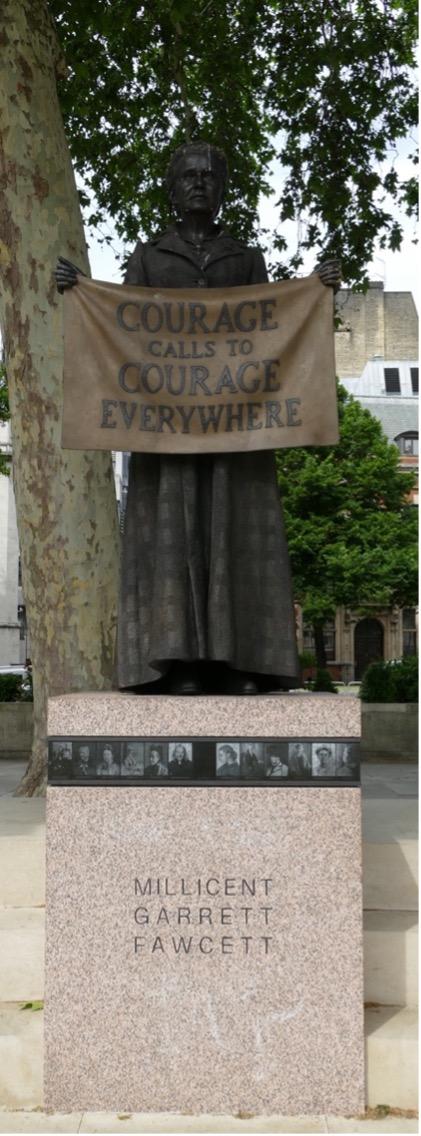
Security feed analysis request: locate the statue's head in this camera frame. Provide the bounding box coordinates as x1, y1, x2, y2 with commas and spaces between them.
166, 141, 228, 220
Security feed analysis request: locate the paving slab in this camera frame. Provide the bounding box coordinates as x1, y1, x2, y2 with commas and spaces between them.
0, 761, 27, 796
0, 1113, 418, 1134
78, 1115, 329, 1133
326, 1120, 419, 1133
0, 796, 45, 835
0, 1113, 82, 1133
361, 764, 418, 800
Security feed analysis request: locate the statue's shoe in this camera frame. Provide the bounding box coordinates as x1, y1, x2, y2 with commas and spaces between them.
168, 663, 203, 695
237, 678, 259, 695
225, 670, 259, 695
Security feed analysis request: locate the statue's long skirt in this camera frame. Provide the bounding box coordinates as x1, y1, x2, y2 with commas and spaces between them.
117, 450, 300, 688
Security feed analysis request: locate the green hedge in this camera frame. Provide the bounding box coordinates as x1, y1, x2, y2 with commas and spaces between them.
0, 674, 24, 702
360, 656, 418, 703
0, 671, 33, 702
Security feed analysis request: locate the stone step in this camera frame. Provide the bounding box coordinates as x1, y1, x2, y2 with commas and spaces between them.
1, 830, 417, 914
363, 910, 418, 1008
0, 908, 45, 1002
0, 1003, 43, 1110
0, 797, 45, 908
3, 839, 416, 912
363, 840, 418, 911
0, 1003, 417, 1112
2, 906, 417, 1009
365, 1005, 418, 1110
0, 903, 418, 1008
0, 795, 418, 911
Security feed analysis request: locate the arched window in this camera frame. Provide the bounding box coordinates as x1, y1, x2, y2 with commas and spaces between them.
394, 431, 419, 456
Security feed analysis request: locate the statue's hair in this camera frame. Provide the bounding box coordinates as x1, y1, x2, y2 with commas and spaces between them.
166, 141, 229, 193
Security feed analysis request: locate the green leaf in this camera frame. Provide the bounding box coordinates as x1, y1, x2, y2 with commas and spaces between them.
48, 0, 417, 286
276, 382, 418, 626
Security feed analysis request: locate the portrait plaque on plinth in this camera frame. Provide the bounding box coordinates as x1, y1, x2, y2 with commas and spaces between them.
45, 692, 365, 1116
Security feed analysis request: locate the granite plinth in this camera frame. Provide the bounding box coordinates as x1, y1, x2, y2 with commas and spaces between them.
48, 691, 360, 739
45, 695, 364, 1115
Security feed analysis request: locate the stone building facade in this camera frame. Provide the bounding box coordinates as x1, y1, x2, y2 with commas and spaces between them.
334, 282, 418, 376
0, 426, 128, 668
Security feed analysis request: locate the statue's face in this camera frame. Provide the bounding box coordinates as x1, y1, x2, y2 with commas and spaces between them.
171, 152, 223, 218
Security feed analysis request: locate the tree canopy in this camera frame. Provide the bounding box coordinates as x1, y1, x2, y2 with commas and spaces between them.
49, 0, 417, 284
276, 385, 418, 658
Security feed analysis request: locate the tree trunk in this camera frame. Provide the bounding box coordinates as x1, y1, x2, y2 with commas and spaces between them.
312, 622, 327, 669
0, 1, 120, 794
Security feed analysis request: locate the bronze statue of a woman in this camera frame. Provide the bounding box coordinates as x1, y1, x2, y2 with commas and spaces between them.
56, 141, 340, 695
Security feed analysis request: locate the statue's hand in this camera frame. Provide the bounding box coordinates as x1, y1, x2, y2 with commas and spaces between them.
314, 259, 341, 292
55, 256, 86, 294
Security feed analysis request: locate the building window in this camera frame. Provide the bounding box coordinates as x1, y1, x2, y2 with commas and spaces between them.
303, 620, 336, 661
410, 368, 419, 394
402, 608, 417, 656
384, 368, 401, 394
394, 431, 419, 456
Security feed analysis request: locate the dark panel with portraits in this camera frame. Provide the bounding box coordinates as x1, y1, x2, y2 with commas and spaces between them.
48, 737, 360, 786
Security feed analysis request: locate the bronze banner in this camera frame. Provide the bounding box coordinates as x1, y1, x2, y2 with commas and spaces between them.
62, 274, 338, 454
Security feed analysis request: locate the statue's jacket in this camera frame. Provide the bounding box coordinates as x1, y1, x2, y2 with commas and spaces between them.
122, 227, 268, 290
117, 226, 300, 689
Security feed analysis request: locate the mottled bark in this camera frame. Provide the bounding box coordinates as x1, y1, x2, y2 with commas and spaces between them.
0, 1, 119, 793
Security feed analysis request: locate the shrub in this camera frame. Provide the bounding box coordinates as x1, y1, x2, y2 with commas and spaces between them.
360, 656, 418, 703
0, 667, 33, 703
299, 650, 317, 671
310, 667, 338, 693
0, 674, 24, 702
